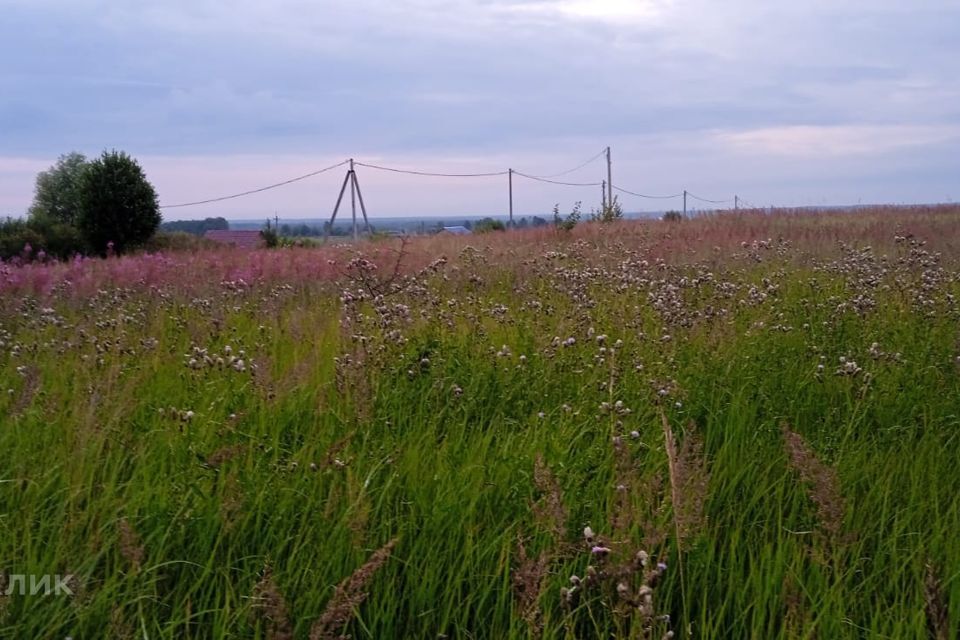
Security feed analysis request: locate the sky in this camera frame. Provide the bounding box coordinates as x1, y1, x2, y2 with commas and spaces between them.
1, 0, 958, 220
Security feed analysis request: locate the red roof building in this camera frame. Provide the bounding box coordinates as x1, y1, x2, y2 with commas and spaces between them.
203, 230, 265, 249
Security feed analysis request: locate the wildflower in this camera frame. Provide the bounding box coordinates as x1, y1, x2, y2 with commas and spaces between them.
630, 430, 640, 439
583, 526, 595, 542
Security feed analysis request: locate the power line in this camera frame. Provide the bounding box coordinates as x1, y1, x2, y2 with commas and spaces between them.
159, 160, 350, 209
686, 191, 733, 205
512, 171, 603, 187
612, 185, 683, 200
525, 148, 607, 179
354, 161, 508, 178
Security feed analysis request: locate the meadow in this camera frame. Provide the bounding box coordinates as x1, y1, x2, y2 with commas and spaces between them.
1, 206, 958, 638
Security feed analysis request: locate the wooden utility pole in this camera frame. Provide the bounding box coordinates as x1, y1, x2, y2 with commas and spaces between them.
508, 168, 514, 227
734, 195, 739, 210
683, 190, 687, 217
605, 146, 613, 210
350, 158, 358, 240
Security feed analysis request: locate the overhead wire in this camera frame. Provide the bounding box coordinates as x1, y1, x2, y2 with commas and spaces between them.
523, 148, 607, 179
612, 185, 683, 200
354, 161, 508, 178
686, 191, 734, 205
156, 152, 744, 212
512, 171, 603, 187
160, 159, 350, 209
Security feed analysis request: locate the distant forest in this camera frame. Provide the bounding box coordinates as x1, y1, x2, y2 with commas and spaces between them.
160, 217, 229, 235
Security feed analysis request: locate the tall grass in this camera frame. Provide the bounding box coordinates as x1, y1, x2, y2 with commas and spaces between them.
0, 207, 957, 637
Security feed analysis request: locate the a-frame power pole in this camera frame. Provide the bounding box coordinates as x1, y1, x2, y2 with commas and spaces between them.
324, 159, 371, 242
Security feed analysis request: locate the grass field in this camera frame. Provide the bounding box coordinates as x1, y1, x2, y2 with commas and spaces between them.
1, 206, 958, 638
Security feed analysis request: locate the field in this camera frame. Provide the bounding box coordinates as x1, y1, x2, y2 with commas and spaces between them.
1, 206, 959, 638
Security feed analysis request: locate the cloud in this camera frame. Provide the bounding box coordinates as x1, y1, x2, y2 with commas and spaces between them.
0, 0, 958, 214
716, 125, 960, 158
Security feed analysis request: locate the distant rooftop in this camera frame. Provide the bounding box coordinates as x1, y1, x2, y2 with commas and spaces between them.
441, 225, 471, 235
203, 230, 265, 249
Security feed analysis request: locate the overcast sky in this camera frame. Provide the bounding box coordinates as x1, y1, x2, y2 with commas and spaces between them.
1, 0, 958, 219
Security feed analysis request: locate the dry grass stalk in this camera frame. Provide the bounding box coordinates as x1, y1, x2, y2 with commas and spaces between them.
659, 411, 709, 549
117, 517, 145, 571
512, 535, 549, 638
781, 573, 807, 638
609, 434, 669, 553
674, 421, 709, 544
109, 606, 136, 639
310, 538, 398, 640
252, 565, 293, 640
781, 425, 845, 539
205, 444, 245, 469
925, 563, 950, 640
322, 434, 353, 470
10, 365, 40, 418
511, 456, 567, 637
531, 454, 567, 543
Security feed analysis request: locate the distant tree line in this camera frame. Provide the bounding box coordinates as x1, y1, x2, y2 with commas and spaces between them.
160, 217, 229, 236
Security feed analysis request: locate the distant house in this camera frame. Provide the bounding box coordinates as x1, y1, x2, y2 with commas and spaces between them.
440, 226, 471, 235
203, 230, 265, 249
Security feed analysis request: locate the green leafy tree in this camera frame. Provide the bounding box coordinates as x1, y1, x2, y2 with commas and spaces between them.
76, 150, 161, 255
28, 152, 89, 226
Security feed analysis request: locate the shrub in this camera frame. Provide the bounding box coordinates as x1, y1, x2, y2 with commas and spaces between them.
553, 202, 582, 231
0, 218, 44, 261
26, 213, 86, 259
663, 210, 684, 222
261, 224, 279, 248
473, 218, 506, 233
592, 195, 624, 223
76, 150, 161, 255
143, 231, 217, 253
